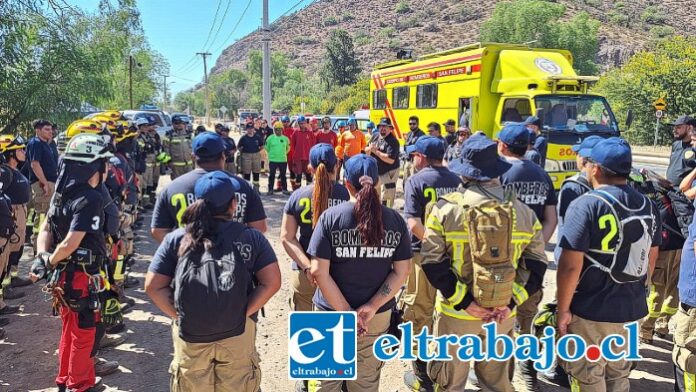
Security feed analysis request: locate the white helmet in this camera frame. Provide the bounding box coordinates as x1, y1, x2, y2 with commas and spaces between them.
134, 118, 149, 128
63, 133, 114, 163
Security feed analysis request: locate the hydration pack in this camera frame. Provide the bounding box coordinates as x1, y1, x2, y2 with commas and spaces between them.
174, 227, 251, 343
0, 166, 16, 241
585, 190, 656, 283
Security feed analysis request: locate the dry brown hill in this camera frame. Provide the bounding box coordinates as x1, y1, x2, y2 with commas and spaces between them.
210, 0, 696, 77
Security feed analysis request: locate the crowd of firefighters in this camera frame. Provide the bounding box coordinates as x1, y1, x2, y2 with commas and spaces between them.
0, 110, 695, 392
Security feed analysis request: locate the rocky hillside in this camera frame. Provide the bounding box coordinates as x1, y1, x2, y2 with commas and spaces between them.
210, 0, 696, 77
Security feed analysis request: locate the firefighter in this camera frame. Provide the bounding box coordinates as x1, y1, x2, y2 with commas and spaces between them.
307, 154, 412, 392
216, 125, 237, 174
524, 116, 546, 168
420, 133, 548, 392
150, 132, 267, 244
30, 133, 114, 392
402, 116, 425, 184
26, 119, 60, 253
667, 115, 695, 186
290, 115, 316, 189
399, 136, 462, 392
556, 137, 661, 391
335, 118, 366, 179
147, 116, 165, 200
366, 118, 400, 208
314, 116, 337, 147
0, 135, 31, 308
135, 118, 155, 208
163, 114, 193, 180
238, 123, 265, 190
674, 218, 696, 392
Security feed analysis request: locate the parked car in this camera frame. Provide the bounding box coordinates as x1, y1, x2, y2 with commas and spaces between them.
122, 109, 172, 136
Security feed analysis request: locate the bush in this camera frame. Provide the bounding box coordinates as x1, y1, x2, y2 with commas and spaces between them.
455, 6, 479, 23
323, 16, 338, 26
583, 0, 601, 7
341, 12, 354, 22
388, 38, 401, 50
423, 22, 440, 32
650, 26, 675, 39
354, 30, 371, 45
641, 6, 668, 25
293, 36, 318, 45
608, 10, 630, 27
396, 0, 410, 14
379, 27, 395, 38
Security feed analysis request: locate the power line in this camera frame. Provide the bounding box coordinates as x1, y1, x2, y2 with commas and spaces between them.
213, 0, 253, 53
200, 0, 224, 50
169, 74, 200, 83
206, 0, 234, 51
278, 0, 308, 20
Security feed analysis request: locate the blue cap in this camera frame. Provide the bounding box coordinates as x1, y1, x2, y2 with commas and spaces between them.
524, 116, 541, 126
448, 133, 512, 180
405, 136, 446, 160
171, 114, 186, 123
589, 137, 632, 176
572, 135, 604, 158
194, 171, 241, 214
192, 132, 225, 159
281, 116, 290, 122
337, 120, 347, 127
310, 143, 337, 169
343, 154, 379, 190
297, 115, 306, 123
347, 117, 357, 125
497, 123, 529, 148
366, 121, 375, 129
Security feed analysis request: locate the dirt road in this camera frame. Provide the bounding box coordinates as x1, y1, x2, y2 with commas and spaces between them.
0, 175, 678, 392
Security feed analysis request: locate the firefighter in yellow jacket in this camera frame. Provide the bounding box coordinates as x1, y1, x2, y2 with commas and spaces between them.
163, 114, 192, 179
420, 133, 548, 392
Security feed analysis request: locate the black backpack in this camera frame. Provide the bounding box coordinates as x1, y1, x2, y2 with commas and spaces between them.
174, 227, 250, 343
666, 188, 694, 238
0, 166, 16, 241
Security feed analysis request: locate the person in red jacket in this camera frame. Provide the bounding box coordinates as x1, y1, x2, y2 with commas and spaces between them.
281, 116, 295, 190
290, 115, 315, 189
314, 116, 337, 148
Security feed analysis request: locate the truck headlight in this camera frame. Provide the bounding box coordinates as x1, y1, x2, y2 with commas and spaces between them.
545, 159, 562, 172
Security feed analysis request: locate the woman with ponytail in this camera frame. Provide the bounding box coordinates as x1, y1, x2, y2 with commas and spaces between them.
146, 171, 281, 392
281, 144, 349, 314
307, 154, 412, 392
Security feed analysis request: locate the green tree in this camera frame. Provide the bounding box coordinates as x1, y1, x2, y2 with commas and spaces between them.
594, 36, 696, 145
320, 29, 361, 90
480, 0, 600, 75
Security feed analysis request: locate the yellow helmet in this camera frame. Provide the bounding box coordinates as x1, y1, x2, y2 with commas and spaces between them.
115, 124, 137, 143
91, 116, 118, 130
87, 111, 122, 121
273, 121, 284, 129
66, 120, 102, 138
0, 134, 27, 154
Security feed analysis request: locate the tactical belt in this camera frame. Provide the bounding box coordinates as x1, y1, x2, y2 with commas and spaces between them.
67, 248, 108, 267
172, 161, 191, 166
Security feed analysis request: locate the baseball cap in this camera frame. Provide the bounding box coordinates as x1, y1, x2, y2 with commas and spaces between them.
405, 136, 446, 160
669, 115, 694, 126
366, 121, 375, 129
378, 117, 391, 127
497, 123, 529, 148
524, 116, 541, 127
343, 154, 379, 190
192, 132, 225, 159
571, 135, 604, 158
310, 143, 338, 169
589, 137, 632, 176
443, 119, 456, 126
448, 133, 511, 181
194, 171, 241, 215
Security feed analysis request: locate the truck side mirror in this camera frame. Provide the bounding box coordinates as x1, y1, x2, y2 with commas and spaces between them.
535, 108, 545, 129
625, 109, 634, 130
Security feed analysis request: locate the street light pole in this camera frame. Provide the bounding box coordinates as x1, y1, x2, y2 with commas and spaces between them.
129, 55, 134, 109
262, 0, 271, 121
196, 52, 212, 125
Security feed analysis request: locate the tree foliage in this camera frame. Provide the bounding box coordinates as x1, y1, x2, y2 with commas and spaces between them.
320, 29, 361, 90
594, 36, 696, 145
480, 0, 600, 75
0, 0, 166, 133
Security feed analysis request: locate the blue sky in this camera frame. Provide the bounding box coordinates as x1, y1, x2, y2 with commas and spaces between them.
72, 0, 314, 95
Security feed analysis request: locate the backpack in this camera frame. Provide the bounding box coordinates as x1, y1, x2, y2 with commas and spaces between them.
0, 166, 17, 241
441, 187, 516, 308
585, 190, 655, 283
174, 227, 251, 343
666, 188, 694, 238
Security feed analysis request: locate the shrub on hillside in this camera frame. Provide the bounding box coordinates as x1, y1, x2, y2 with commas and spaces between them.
324, 16, 338, 26
640, 6, 668, 25
396, 0, 410, 14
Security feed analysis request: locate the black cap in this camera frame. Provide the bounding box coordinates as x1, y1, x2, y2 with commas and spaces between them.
669, 115, 694, 126
379, 117, 392, 126
443, 119, 456, 126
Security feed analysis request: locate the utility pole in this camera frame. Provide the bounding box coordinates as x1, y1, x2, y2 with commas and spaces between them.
197, 52, 212, 125
128, 55, 134, 109
163, 75, 168, 112
262, 0, 271, 121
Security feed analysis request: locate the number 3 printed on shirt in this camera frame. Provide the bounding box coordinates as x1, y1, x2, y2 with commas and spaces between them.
91, 216, 100, 230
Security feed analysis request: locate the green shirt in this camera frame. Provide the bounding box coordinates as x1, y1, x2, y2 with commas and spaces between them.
266, 134, 290, 163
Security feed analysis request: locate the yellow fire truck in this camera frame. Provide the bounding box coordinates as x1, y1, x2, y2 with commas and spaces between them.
370, 42, 625, 188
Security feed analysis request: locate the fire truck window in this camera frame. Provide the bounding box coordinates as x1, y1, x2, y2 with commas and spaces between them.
416, 84, 437, 109
393, 87, 410, 109
500, 98, 531, 123
373, 89, 387, 110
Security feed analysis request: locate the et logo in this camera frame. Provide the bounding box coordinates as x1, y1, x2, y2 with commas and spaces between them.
288, 312, 357, 380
